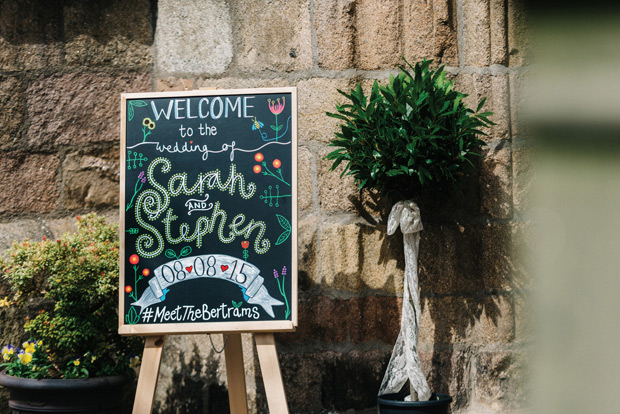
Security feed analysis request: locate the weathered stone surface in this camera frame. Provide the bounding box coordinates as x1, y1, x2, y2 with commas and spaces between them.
0, 76, 24, 149
402, 0, 458, 66
463, 0, 508, 66
232, 0, 312, 72
509, 72, 529, 138
298, 78, 355, 145
156, 77, 194, 92
512, 138, 533, 214
480, 140, 513, 219
507, 0, 531, 66
297, 214, 319, 292
278, 349, 389, 412
318, 146, 358, 212
297, 146, 314, 211
62, 150, 120, 210
452, 73, 510, 142
473, 350, 528, 411
0, 0, 63, 71
419, 348, 472, 411
318, 218, 404, 294
356, 0, 400, 70
195, 77, 291, 90
419, 221, 516, 294
278, 296, 401, 345
0, 219, 50, 252
314, 0, 356, 70
0, 152, 59, 214
64, 0, 153, 67
419, 295, 515, 345
155, 0, 232, 76
26, 72, 151, 148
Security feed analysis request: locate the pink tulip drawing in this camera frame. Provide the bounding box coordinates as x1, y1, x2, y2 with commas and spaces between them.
268, 97, 286, 141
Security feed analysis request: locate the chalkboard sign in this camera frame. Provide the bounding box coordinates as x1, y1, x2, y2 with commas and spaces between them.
119, 88, 297, 335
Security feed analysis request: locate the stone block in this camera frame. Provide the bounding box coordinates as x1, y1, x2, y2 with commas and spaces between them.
232, 0, 312, 72
314, 0, 356, 70
297, 146, 314, 211
419, 294, 515, 345
473, 350, 528, 411
480, 140, 513, 219
297, 214, 319, 292
0, 0, 63, 71
278, 349, 389, 412
419, 221, 516, 294
462, 0, 508, 66
278, 296, 401, 345
402, 0, 458, 66
0, 219, 49, 252
507, 0, 531, 66
195, 77, 292, 90
318, 146, 358, 213
512, 138, 533, 214
355, 0, 401, 70
298, 77, 356, 145
64, 0, 153, 67
318, 219, 404, 294
509, 72, 530, 138
419, 348, 472, 410
156, 78, 195, 92
0, 76, 24, 149
452, 73, 510, 142
26, 72, 151, 148
62, 150, 120, 210
155, 0, 233, 75
0, 152, 59, 214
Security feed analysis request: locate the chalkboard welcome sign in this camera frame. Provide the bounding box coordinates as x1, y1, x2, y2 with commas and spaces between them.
119, 88, 297, 335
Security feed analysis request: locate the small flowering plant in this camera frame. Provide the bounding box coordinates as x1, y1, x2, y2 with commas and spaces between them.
0, 214, 142, 379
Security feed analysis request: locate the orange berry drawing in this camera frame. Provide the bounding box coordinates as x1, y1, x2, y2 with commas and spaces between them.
254, 152, 264, 162
142, 268, 150, 277
125, 286, 132, 293
272, 159, 282, 169
253, 165, 262, 174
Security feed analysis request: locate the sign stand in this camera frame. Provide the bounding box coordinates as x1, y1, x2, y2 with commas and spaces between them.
132, 333, 288, 414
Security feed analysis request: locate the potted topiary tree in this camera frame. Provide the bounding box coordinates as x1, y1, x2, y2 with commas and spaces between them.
0, 214, 143, 413
325, 59, 493, 413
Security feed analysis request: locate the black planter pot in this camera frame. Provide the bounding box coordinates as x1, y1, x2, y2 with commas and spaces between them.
0, 371, 129, 413
377, 393, 453, 414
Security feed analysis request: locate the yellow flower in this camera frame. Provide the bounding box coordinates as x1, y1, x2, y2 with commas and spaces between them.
129, 354, 140, 368
18, 351, 32, 365
2, 345, 15, 361
22, 341, 36, 354
73, 358, 80, 366
0, 297, 11, 307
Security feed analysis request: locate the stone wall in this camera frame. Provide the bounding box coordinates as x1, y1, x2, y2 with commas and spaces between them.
0, 0, 530, 413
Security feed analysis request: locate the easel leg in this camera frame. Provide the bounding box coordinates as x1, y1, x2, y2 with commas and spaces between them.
224, 333, 249, 414
133, 336, 166, 414
255, 333, 289, 414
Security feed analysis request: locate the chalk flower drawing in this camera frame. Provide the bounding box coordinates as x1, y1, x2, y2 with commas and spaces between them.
273, 266, 291, 319
126, 171, 147, 211
127, 100, 147, 122
142, 117, 156, 142
250, 97, 291, 142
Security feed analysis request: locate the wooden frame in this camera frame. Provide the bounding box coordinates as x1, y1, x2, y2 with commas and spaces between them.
119, 88, 298, 336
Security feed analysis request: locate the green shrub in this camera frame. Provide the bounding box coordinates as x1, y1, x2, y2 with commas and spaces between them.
0, 214, 142, 378
325, 59, 494, 199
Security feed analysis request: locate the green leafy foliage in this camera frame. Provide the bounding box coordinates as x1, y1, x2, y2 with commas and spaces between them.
0, 214, 142, 378
325, 59, 494, 199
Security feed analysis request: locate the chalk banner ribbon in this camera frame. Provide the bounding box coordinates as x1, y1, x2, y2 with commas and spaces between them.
131, 254, 284, 318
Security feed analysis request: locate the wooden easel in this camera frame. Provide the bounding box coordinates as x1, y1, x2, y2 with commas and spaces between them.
132, 332, 289, 414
